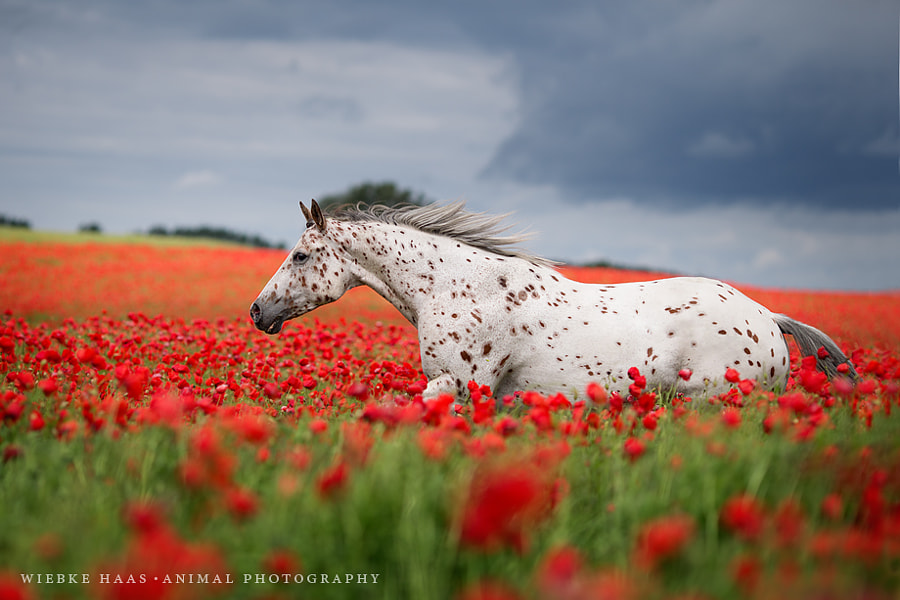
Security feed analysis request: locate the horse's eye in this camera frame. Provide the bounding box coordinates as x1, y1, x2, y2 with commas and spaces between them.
292, 251, 309, 265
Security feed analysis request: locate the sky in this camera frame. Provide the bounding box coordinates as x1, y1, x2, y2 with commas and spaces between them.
1, 0, 898, 290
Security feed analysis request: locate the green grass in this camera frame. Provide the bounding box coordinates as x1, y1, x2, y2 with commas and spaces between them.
2, 390, 897, 599
0, 226, 246, 248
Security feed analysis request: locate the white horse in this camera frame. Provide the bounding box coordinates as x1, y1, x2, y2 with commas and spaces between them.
250, 200, 855, 400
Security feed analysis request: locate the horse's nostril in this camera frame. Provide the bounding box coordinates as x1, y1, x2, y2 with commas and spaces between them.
250, 302, 261, 322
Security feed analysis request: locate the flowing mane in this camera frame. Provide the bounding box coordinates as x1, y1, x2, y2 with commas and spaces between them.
330, 201, 558, 268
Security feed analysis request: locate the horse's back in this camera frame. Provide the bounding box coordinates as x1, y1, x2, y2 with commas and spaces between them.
498, 275, 790, 397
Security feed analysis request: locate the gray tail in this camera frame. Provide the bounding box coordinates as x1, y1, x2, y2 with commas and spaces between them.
773, 314, 857, 380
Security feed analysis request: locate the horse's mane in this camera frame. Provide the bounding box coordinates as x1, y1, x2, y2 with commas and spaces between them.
330, 201, 558, 268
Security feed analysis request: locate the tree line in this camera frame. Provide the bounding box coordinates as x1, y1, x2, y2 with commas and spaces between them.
146, 225, 287, 249
0, 182, 431, 249
145, 182, 429, 248
0, 215, 31, 229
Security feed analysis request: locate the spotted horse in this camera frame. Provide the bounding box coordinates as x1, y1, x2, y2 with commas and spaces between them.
250, 200, 855, 401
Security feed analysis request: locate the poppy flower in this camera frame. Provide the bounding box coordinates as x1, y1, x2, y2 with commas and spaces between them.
28, 410, 45, 431
725, 368, 741, 384
535, 545, 583, 596
225, 487, 259, 521
624, 437, 646, 462
731, 554, 761, 593
308, 418, 328, 434
38, 377, 58, 396
316, 462, 349, 499
773, 498, 805, 548
458, 459, 557, 554
586, 381, 607, 404
262, 549, 302, 576
738, 379, 755, 396
721, 407, 742, 428
0, 572, 32, 600
455, 580, 523, 600
633, 514, 695, 569
720, 494, 765, 541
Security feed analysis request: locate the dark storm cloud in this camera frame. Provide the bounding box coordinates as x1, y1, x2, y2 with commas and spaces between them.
6, 0, 899, 212
472, 1, 900, 209
112, 0, 899, 209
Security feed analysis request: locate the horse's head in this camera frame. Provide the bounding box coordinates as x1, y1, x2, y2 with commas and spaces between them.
250, 200, 355, 334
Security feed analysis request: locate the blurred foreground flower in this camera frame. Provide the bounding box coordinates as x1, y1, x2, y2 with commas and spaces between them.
457, 455, 562, 554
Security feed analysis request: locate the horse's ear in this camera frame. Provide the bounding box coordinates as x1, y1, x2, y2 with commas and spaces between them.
299, 201, 314, 229
310, 199, 327, 231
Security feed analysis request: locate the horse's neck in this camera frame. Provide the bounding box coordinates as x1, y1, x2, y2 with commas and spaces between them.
335, 221, 448, 327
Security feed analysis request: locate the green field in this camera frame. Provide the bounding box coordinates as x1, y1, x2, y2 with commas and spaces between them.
0, 226, 248, 247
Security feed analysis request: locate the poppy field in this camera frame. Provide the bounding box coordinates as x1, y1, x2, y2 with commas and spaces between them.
1, 232, 899, 599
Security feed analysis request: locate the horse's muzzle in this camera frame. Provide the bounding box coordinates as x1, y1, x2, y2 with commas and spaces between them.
250, 302, 284, 335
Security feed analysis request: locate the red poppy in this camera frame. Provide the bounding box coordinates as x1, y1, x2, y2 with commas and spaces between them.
38, 377, 58, 396
28, 410, 45, 431
773, 498, 805, 548
225, 487, 259, 521
316, 462, 349, 499
0, 572, 32, 600
262, 548, 302, 576
731, 554, 761, 593
633, 513, 695, 569
455, 580, 523, 600
308, 418, 328, 435
721, 407, 741, 428
623, 437, 646, 462
720, 494, 766, 541
458, 459, 557, 554
535, 545, 584, 596
586, 381, 607, 404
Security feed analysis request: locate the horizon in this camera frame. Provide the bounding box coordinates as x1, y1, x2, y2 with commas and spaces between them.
3, 218, 899, 294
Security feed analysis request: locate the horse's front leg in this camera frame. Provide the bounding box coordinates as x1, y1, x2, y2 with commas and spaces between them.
422, 373, 459, 401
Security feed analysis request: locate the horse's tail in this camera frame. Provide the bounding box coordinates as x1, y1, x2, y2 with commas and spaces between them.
773, 314, 857, 380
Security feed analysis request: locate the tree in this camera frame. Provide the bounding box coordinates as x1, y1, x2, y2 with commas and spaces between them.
315, 181, 431, 213
78, 222, 103, 233
0, 215, 31, 229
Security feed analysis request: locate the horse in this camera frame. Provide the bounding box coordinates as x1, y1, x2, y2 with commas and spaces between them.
250, 200, 855, 401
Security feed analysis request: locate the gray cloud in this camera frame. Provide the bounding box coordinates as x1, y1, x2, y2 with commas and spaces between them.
474, 1, 900, 209
296, 94, 364, 123
10, 1, 895, 210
